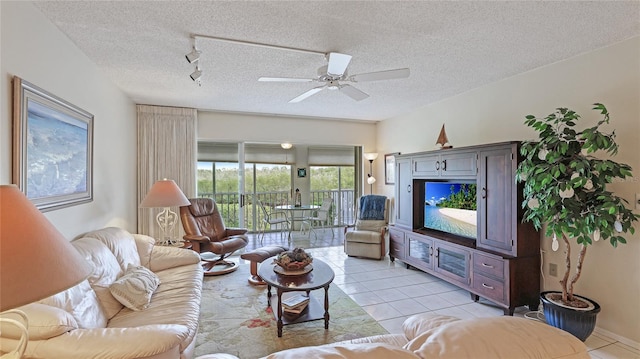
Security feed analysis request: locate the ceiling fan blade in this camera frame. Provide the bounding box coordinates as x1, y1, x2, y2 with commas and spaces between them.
258, 77, 314, 82
289, 86, 326, 103
326, 52, 352, 77
339, 84, 369, 101
349, 68, 410, 82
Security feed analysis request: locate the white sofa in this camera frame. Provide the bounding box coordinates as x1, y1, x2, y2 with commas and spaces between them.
263, 313, 590, 359
0, 227, 203, 359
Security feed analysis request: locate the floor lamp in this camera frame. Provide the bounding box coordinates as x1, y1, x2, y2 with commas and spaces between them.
140, 179, 190, 245
0, 185, 92, 358
364, 152, 378, 194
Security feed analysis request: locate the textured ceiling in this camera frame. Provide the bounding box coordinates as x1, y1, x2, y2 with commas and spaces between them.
33, 1, 640, 122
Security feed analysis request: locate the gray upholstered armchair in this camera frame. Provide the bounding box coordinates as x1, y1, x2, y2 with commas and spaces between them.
344, 195, 390, 259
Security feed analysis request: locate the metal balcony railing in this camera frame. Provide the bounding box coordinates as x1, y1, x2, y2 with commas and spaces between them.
198, 190, 355, 232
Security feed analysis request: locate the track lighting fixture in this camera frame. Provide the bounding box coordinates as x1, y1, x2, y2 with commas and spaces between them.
190, 65, 202, 85
185, 47, 201, 64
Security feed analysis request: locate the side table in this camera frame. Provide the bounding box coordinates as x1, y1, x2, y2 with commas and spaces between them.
258, 257, 335, 337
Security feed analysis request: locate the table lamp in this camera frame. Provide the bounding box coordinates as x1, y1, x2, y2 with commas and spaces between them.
139, 179, 190, 245
0, 184, 92, 358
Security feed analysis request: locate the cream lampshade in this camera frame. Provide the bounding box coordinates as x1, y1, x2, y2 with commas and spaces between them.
0, 184, 92, 357
140, 179, 190, 245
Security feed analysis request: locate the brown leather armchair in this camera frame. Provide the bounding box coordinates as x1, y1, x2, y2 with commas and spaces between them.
180, 198, 249, 275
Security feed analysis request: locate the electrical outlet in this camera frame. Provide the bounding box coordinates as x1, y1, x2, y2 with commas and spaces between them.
549, 263, 558, 277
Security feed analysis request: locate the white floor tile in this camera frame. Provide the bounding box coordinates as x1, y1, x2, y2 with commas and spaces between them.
362, 302, 404, 321
589, 343, 640, 359
388, 298, 430, 316
349, 292, 386, 306
375, 288, 410, 302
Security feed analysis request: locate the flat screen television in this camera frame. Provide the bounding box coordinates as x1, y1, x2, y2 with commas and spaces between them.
423, 182, 477, 239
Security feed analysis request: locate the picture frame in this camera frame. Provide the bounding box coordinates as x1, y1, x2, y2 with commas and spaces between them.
385, 152, 400, 185
13, 77, 94, 211
297, 168, 307, 178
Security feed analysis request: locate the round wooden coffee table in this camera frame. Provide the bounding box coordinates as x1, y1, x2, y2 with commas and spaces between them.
258, 257, 335, 337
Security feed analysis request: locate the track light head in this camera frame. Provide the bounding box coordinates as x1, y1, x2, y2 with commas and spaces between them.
190, 66, 202, 83
185, 49, 201, 64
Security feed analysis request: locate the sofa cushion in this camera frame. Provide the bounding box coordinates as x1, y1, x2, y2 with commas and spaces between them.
354, 219, 386, 233
263, 343, 419, 359
402, 313, 460, 341
108, 263, 203, 352
110, 264, 161, 311
84, 227, 141, 271
345, 230, 385, 244
406, 316, 589, 359
0, 303, 78, 340
72, 237, 124, 318
38, 280, 107, 329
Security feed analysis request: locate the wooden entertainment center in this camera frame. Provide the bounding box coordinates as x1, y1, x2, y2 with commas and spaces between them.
390, 141, 540, 315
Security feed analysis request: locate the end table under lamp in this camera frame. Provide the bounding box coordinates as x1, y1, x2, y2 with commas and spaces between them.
364, 152, 378, 194
140, 179, 190, 246
0, 185, 92, 358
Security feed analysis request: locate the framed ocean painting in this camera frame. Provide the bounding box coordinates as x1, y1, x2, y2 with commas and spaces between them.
13, 77, 93, 211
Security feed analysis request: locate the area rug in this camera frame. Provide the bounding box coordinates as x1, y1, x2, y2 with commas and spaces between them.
194, 261, 388, 359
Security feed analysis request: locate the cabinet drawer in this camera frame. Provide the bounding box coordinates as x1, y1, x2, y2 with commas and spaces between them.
390, 243, 405, 259
389, 228, 404, 244
389, 229, 405, 259
473, 273, 505, 303
473, 252, 505, 280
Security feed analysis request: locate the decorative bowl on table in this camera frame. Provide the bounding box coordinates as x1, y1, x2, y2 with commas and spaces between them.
273, 248, 313, 275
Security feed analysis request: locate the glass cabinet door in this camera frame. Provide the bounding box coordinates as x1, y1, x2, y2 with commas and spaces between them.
435, 244, 471, 285
407, 234, 434, 270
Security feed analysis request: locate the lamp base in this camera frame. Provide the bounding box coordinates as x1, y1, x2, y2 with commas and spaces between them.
156, 207, 178, 245
0, 310, 29, 358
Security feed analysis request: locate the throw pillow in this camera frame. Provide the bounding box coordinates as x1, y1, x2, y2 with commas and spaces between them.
0, 303, 78, 340
85, 227, 141, 271
109, 264, 160, 311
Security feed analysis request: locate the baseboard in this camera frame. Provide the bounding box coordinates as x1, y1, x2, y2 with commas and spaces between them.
593, 326, 640, 350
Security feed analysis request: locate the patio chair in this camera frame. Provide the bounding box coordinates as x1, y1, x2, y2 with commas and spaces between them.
257, 199, 291, 245
301, 197, 334, 239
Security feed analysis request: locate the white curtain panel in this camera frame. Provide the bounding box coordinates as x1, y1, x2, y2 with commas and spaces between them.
137, 105, 196, 240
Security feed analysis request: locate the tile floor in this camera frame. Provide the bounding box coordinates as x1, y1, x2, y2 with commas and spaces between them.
246, 229, 639, 359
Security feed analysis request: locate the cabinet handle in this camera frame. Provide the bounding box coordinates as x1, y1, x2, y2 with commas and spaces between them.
481, 187, 487, 199
442, 159, 447, 171
407, 185, 411, 193
429, 247, 433, 256
482, 283, 494, 290
481, 263, 494, 268
435, 161, 440, 171
434, 248, 439, 258
414, 162, 417, 171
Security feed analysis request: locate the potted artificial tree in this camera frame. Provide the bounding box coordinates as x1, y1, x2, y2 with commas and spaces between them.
516, 103, 638, 341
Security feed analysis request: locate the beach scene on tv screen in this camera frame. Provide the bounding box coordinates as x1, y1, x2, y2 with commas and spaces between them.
424, 182, 477, 239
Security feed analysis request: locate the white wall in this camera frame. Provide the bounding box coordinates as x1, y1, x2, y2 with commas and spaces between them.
1, 2, 137, 238
378, 37, 640, 344
197, 111, 377, 148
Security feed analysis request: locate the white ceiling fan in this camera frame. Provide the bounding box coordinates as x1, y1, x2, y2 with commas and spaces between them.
258, 52, 410, 103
